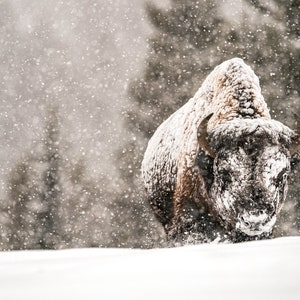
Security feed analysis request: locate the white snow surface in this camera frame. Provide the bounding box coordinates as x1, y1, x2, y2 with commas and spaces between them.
0, 237, 300, 300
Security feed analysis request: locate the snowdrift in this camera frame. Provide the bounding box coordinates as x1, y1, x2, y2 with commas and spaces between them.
0, 237, 299, 300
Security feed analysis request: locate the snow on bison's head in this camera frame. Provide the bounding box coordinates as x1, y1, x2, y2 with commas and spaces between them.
199, 115, 299, 238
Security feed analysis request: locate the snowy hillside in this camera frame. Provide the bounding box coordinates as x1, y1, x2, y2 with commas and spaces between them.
0, 237, 299, 300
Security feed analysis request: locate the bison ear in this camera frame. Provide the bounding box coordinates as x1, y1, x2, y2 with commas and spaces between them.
198, 113, 215, 158
290, 114, 300, 155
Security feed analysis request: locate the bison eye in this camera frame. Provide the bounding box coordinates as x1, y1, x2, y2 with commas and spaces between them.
275, 169, 288, 188
219, 169, 232, 192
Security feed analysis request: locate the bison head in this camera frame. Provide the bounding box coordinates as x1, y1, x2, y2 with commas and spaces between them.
198, 115, 299, 238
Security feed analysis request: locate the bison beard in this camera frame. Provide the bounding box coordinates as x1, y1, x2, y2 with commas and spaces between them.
142, 58, 299, 245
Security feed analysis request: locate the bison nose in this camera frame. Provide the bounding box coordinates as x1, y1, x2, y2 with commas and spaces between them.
241, 211, 270, 226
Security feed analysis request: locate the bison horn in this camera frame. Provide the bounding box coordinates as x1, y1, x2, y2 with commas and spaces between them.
198, 113, 215, 158
290, 114, 300, 155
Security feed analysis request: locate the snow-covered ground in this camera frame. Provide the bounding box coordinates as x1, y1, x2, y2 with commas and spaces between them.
0, 237, 299, 300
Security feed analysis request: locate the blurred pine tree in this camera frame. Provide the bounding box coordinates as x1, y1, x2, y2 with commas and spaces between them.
37, 108, 62, 249
1, 160, 40, 250
0, 109, 63, 250
0, 109, 111, 250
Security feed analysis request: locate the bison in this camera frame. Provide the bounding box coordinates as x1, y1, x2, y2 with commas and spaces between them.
142, 58, 300, 245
